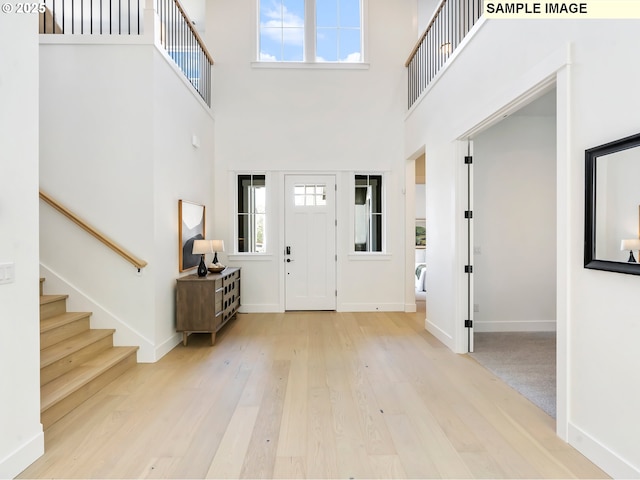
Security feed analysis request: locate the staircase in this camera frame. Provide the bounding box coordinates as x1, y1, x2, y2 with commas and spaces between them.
39, 278, 139, 429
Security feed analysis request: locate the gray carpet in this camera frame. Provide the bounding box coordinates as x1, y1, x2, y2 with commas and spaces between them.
470, 332, 556, 418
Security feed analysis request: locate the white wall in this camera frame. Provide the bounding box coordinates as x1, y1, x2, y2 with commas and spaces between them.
416, 0, 441, 33
0, 9, 45, 478
205, 0, 415, 312
405, 18, 640, 478
39, 37, 214, 361
152, 48, 215, 348
40, 41, 156, 360
473, 113, 556, 331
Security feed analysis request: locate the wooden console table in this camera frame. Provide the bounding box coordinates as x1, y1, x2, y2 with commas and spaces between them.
176, 267, 241, 346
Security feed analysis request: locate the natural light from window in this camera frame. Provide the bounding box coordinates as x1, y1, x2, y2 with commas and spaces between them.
259, 0, 362, 63
316, 0, 361, 62
238, 174, 267, 253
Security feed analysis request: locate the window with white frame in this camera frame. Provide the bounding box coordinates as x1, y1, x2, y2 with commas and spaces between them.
237, 174, 267, 253
354, 174, 383, 252
294, 183, 327, 206
258, 0, 363, 63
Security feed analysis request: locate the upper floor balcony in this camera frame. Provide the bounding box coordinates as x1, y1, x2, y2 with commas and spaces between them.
406, 0, 483, 109
39, 0, 213, 106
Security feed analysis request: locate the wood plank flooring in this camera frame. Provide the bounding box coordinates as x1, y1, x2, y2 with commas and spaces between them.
19, 311, 608, 479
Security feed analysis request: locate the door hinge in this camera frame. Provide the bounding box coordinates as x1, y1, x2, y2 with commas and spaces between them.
335, 219, 337, 226
335, 184, 337, 191
335, 254, 337, 262
335, 290, 338, 297
465, 320, 473, 328
464, 156, 473, 164
464, 210, 473, 219
464, 265, 473, 273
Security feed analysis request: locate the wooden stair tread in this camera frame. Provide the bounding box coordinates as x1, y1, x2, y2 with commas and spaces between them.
40, 311, 92, 334
41, 346, 138, 411
40, 294, 68, 305
41, 329, 116, 368
38, 279, 140, 429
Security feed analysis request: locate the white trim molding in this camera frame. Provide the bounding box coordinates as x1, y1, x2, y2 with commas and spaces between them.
338, 302, 404, 312
0, 431, 44, 479
568, 423, 640, 479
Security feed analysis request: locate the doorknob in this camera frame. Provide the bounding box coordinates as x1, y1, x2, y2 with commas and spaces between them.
286, 258, 293, 263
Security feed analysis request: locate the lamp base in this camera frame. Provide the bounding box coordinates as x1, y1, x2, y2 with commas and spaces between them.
628, 251, 637, 263
197, 255, 208, 277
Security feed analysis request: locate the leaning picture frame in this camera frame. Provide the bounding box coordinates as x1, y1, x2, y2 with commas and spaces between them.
179, 200, 205, 272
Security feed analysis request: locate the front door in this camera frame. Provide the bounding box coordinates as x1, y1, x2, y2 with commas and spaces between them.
284, 175, 336, 310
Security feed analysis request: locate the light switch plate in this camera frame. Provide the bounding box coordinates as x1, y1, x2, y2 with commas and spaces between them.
0, 263, 15, 284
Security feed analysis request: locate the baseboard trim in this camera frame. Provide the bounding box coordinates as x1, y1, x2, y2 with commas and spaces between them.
425, 317, 454, 350
568, 423, 639, 479
239, 304, 283, 313
338, 303, 405, 312
0, 429, 44, 479
405, 302, 417, 313
238, 303, 408, 313
474, 320, 556, 332
155, 333, 182, 360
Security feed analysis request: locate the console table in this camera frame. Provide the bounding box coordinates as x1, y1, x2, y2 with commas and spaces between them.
176, 267, 241, 346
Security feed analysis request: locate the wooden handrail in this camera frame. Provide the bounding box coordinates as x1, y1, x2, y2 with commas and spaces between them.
173, 0, 214, 66
39, 190, 148, 271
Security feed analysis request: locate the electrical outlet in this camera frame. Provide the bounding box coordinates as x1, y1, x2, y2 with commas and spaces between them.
0, 263, 15, 285
473, 303, 479, 312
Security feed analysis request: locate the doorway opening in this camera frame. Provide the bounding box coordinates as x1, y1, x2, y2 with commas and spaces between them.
467, 89, 558, 418
415, 154, 427, 313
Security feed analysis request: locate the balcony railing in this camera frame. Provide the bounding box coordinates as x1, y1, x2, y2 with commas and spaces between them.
405, 0, 483, 109
156, 0, 213, 106
39, 0, 213, 106
39, 0, 143, 34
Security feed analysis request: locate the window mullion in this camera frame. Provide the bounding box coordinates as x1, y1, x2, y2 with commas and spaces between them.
336, 0, 341, 62
305, 0, 316, 61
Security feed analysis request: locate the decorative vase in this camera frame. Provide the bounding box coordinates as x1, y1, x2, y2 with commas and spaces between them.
197, 255, 208, 277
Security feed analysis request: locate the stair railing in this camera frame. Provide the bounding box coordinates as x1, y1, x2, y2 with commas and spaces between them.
39, 190, 148, 271
405, 0, 483, 109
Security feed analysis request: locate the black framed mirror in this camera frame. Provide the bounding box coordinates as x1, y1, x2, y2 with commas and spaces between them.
585, 132, 640, 275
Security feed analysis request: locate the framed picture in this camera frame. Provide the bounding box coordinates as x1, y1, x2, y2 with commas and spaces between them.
415, 218, 426, 248
179, 200, 205, 272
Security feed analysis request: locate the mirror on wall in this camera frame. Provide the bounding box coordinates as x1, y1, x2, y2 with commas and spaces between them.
585, 132, 640, 275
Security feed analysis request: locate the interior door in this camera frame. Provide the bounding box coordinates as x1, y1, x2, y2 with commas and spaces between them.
284, 175, 336, 310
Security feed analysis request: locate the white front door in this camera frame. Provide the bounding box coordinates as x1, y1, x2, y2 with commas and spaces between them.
284, 175, 336, 311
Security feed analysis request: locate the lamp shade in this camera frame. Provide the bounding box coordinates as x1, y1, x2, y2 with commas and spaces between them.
620, 239, 640, 251
211, 240, 225, 252
192, 239, 213, 255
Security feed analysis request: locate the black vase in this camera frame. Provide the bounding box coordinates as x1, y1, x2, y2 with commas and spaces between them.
197, 255, 208, 277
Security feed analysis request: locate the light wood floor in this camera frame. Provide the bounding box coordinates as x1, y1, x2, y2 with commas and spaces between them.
20, 311, 607, 479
